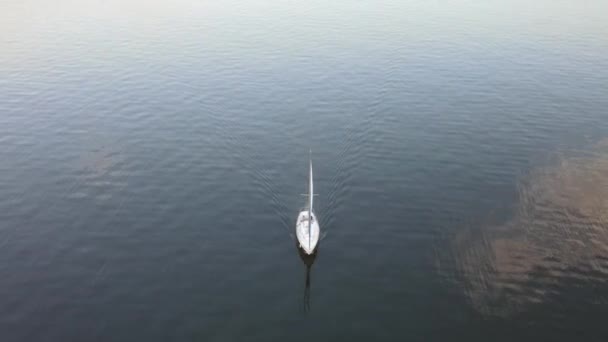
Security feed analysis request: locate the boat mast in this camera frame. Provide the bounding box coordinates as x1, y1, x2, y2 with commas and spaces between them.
308, 151, 313, 249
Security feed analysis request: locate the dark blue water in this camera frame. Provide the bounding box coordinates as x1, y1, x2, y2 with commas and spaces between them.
2, 0, 608, 340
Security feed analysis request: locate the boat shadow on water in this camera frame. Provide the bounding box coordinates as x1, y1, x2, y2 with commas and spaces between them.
296, 241, 318, 313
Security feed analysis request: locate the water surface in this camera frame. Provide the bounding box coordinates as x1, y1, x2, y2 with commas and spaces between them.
1, 0, 608, 340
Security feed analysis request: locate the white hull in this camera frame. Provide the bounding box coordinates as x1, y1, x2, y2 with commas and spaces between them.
296, 211, 320, 254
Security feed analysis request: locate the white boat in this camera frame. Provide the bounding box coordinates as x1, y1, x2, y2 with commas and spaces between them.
296, 154, 320, 255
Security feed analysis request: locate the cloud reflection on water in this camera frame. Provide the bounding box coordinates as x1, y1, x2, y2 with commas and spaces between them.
447, 139, 608, 316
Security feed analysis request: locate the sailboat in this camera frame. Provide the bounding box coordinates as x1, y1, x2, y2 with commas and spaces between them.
296, 153, 320, 255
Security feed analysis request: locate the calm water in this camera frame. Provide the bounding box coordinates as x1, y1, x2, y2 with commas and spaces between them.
2, 0, 608, 340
